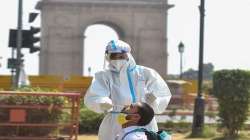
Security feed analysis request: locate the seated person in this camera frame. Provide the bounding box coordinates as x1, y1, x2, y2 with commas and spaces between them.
115, 102, 154, 140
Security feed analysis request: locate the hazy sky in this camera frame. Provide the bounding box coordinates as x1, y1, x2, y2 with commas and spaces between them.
0, 0, 250, 76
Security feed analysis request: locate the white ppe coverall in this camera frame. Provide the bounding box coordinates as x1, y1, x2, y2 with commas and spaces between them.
84, 51, 171, 140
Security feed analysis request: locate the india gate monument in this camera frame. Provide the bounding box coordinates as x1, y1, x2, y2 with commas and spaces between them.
36, 0, 173, 77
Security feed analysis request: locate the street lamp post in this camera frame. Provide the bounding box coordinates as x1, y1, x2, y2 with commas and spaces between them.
192, 0, 205, 136
178, 42, 184, 79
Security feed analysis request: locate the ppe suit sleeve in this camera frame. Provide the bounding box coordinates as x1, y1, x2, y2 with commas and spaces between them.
84, 71, 112, 113
144, 68, 172, 114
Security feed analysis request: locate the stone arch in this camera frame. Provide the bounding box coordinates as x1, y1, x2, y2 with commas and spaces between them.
37, 0, 172, 76
89, 21, 125, 39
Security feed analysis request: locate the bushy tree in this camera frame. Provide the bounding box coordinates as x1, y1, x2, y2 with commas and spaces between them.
213, 70, 250, 137
79, 106, 104, 133
182, 63, 214, 80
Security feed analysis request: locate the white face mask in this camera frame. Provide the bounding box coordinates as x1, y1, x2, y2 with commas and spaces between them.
110, 60, 128, 71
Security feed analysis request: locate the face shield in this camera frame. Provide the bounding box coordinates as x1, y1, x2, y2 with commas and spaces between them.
103, 40, 131, 70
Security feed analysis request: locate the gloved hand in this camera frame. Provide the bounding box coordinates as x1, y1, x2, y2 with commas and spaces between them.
145, 93, 157, 104
100, 102, 113, 112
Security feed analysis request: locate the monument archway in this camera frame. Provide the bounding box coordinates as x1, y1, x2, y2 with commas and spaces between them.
37, 0, 172, 76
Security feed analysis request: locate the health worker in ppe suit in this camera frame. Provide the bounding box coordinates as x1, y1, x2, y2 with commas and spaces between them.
84, 40, 172, 140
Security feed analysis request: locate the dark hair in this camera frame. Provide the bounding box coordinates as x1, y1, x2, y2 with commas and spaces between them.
137, 102, 154, 126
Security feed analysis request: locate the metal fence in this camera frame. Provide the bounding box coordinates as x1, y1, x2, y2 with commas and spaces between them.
0, 91, 81, 140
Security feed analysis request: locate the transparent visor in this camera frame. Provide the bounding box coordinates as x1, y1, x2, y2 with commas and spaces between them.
105, 53, 111, 61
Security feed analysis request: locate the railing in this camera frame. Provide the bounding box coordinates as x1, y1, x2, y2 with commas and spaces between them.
0, 91, 81, 140
0, 75, 92, 95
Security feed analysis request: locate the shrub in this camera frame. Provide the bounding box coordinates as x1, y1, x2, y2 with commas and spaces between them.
188, 124, 217, 138
0, 87, 65, 136
175, 121, 191, 133
163, 121, 175, 130
79, 105, 104, 134
168, 108, 177, 119
205, 111, 217, 121
201, 125, 216, 138
162, 121, 191, 133
213, 70, 250, 137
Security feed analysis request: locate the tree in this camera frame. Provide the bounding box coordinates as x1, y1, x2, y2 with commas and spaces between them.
182, 68, 197, 79
213, 70, 250, 138
182, 63, 214, 80
203, 63, 214, 80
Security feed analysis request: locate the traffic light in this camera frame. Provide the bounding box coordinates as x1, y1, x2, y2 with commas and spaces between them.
8, 29, 28, 48
7, 58, 24, 69
30, 46, 40, 53
7, 58, 18, 69
8, 27, 40, 53
27, 26, 41, 53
